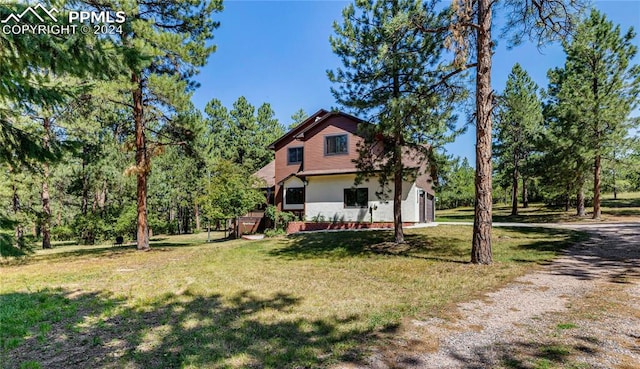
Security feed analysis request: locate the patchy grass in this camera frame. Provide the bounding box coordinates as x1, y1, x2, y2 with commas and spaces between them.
496, 278, 640, 369
437, 192, 640, 223
1, 225, 584, 368
556, 323, 578, 330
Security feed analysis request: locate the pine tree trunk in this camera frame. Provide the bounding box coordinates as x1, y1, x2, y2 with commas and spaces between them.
593, 154, 601, 219
11, 179, 23, 247
511, 164, 518, 216
194, 202, 201, 231
613, 169, 617, 200
81, 145, 89, 216
393, 153, 404, 244
576, 181, 585, 217
41, 117, 52, 249
565, 185, 570, 212
522, 177, 528, 208
390, 0, 404, 245
132, 72, 150, 251
184, 205, 190, 234
471, 0, 493, 265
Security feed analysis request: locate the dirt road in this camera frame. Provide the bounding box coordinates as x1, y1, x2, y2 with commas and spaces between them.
351, 223, 640, 369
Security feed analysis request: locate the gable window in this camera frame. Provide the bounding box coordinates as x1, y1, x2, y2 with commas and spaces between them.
287, 147, 303, 165
285, 187, 304, 205
325, 134, 348, 155
344, 188, 368, 208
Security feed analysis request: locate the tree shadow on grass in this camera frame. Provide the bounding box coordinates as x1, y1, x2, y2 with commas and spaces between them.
1, 236, 229, 267
501, 224, 640, 283
600, 197, 640, 208
498, 226, 589, 253
2, 288, 376, 369
443, 340, 592, 369
269, 230, 469, 263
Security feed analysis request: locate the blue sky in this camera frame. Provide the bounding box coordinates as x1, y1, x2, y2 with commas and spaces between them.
191, 0, 640, 163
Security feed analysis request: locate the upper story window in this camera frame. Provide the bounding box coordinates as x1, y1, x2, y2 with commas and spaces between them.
287, 147, 303, 165
325, 134, 348, 155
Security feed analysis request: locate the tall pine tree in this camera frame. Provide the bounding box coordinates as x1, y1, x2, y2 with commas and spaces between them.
560, 9, 640, 219
329, 0, 461, 243
494, 64, 543, 216
435, 0, 586, 263
84, 0, 222, 250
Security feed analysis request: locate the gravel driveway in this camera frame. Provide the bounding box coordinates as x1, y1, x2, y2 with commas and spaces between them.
344, 223, 640, 369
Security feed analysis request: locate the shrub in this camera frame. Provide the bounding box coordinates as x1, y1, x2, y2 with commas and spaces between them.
265, 205, 296, 231
51, 226, 74, 241
72, 214, 107, 245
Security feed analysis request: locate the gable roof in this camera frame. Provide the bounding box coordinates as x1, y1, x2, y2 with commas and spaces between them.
267, 109, 329, 150
253, 160, 275, 187
267, 109, 368, 150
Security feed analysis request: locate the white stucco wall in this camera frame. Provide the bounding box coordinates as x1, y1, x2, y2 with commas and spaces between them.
304, 174, 422, 222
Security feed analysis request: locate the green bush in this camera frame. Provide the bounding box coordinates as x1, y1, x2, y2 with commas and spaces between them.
265, 205, 296, 231
113, 205, 137, 240
72, 214, 107, 245
51, 225, 74, 241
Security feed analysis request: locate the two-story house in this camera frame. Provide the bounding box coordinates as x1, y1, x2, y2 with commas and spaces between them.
254, 109, 435, 224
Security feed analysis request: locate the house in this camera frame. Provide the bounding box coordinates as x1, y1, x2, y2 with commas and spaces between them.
254, 109, 435, 225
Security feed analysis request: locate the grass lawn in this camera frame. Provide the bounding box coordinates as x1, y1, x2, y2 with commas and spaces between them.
0, 226, 585, 369
436, 192, 640, 223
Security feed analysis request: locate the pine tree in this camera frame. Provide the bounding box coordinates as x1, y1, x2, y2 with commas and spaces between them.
434, 0, 586, 263
494, 64, 543, 216
329, 0, 461, 243
560, 9, 640, 219
543, 66, 592, 216
204, 97, 283, 173
84, 0, 222, 250
435, 156, 475, 209
1, 3, 120, 251
0, 3, 117, 165
288, 109, 308, 130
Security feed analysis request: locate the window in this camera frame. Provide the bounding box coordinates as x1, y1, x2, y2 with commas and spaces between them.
285, 187, 304, 205
287, 147, 303, 164
325, 134, 348, 155
344, 188, 368, 208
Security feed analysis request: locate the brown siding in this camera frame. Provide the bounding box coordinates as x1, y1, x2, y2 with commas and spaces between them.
273, 115, 362, 210
274, 137, 303, 211
302, 115, 362, 172
274, 140, 303, 184
271, 112, 435, 209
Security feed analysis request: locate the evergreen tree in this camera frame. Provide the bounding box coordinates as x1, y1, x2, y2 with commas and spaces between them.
288, 109, 308, 130
83, 0, 223, 250
0, 3, 117, 164
435, 156, 475, 209
329, 0, 461, 243
494, 64, 543, 216
1, 3, 120, 251
203, 97, 284, 173
428, 0, 586, 263
558, 9, 640, 219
